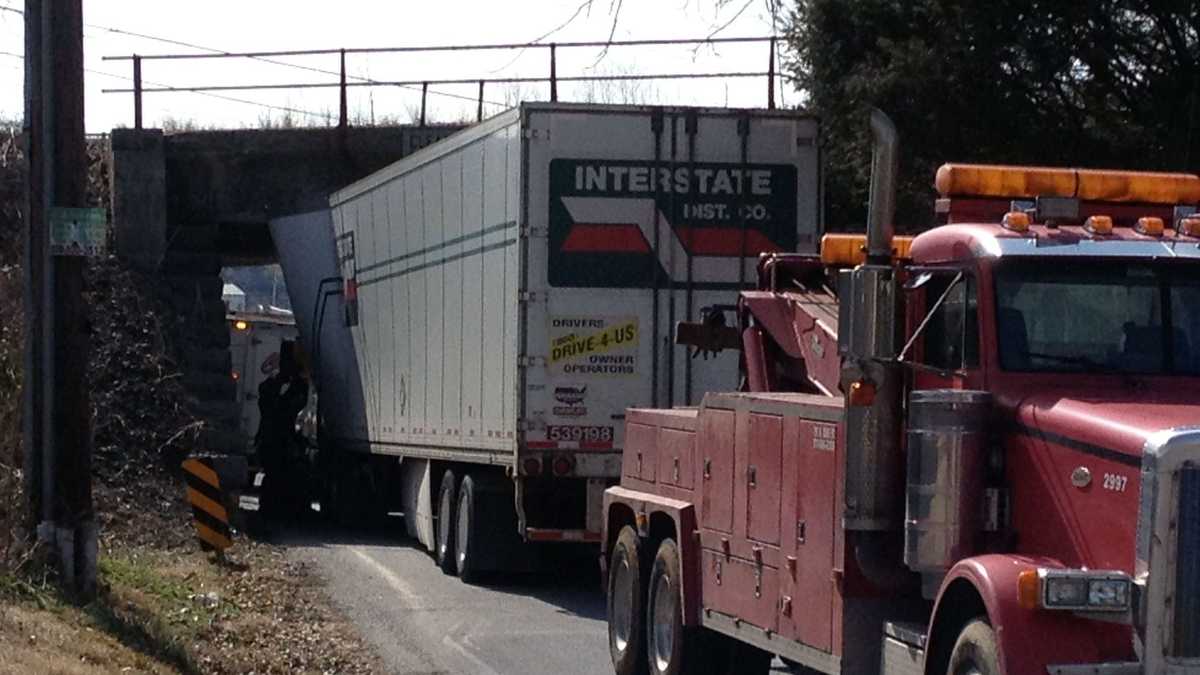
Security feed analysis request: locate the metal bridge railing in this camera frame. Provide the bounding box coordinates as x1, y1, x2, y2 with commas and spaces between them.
102, 35, 781, 129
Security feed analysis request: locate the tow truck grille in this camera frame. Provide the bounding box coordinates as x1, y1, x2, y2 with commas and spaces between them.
1176, 466, 1200, 658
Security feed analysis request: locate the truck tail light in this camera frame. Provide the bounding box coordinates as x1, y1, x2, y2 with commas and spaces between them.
234, 320, 249, 331
523, 458, 541, 476
552, 455, 574, 476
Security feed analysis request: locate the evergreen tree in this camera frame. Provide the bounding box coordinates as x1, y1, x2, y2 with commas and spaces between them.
785, 0, 1200, 230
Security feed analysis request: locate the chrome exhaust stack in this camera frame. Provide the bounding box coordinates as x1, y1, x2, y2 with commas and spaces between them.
866, 108, 899, 263
838, 110, 906, 583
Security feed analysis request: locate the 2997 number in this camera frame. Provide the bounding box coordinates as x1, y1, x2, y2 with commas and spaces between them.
1103, 473, 1128, 492
547, 425, 613, 443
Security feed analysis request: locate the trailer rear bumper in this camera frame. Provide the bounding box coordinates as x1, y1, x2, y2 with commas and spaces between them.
1045, 664, 1141, 675
525, 528, 601, 543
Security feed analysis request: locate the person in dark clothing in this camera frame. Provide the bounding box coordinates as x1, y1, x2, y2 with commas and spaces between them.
255, 341, 309, 514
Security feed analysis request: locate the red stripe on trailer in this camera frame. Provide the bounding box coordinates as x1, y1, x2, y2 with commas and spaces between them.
579, 440, 614, 450
675, 227, 782, 256
526, 528, 602, 543
526, 441, 558, 449
562, 224, 651, 253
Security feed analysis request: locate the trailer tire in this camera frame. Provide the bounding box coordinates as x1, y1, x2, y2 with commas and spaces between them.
646, 538, 714, 675
455, 475, 481, 583
435, 470, 458, 575
608, 526, 648, 675
947, 619, 1000, 675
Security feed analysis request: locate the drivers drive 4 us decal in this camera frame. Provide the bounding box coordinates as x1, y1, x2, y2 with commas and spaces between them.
548, 158, 798, 288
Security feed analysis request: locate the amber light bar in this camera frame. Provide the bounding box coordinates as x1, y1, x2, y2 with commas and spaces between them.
936, 163, 1200, 206
820, 233, 914, 266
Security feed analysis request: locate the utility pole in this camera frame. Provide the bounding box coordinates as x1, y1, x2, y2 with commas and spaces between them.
23, 0, 96, 600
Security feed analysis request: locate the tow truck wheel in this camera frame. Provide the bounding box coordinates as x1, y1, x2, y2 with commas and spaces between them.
947, 619, 1001, 675
435, 470, 458, 575
608, 526, 648, 675
646, 538, 711, 675
455, 475, 481, 583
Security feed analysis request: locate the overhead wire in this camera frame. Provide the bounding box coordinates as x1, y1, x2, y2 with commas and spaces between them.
0, 3, 507, 110
0, 49, 337, 122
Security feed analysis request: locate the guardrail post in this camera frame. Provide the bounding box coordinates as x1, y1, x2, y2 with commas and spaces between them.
477, 80, 485, 122
338, 49, 348, 128
767, 37, 776, 110
133, 54, 143, 129
549, 43, 558, 102
420, 82, 428, 127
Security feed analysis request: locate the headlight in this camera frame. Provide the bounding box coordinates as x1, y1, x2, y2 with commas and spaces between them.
1038, 569, 1132, 612
1086, 578, 1130, 610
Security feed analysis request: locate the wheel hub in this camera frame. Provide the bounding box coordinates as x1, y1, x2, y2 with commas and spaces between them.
611, 555, 633, 652
651, 571, 675, 671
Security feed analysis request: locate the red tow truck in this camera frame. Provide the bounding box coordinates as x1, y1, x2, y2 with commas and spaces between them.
601, 111, 1200, 675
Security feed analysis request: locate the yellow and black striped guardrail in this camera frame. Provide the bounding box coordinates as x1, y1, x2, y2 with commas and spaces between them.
181, 457, 233, 552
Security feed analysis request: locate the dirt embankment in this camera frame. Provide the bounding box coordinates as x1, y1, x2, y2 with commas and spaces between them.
0, 125, 379, 674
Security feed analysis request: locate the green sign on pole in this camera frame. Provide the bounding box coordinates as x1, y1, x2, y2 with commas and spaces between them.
49, 207, 107, 257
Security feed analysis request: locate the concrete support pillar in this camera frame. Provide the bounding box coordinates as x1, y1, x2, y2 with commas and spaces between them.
111, 128, 167, 270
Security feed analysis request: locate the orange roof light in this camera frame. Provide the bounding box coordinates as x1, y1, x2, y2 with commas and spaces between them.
1002, 211, 1030, 232
936, 163, 1200, 205
1179, 217, 1200, 237
819, 233, 913, 266
1135, 217, 1165, 237
1085, 215, 1114, 235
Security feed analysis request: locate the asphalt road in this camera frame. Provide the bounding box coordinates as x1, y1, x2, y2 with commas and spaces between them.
282, 522, 612, 675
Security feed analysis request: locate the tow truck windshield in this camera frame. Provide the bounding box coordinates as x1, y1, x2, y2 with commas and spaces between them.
995, 259, 1200, 375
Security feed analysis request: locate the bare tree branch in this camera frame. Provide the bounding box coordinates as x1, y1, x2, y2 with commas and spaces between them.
589, 0, 626, 68
706, 0, 756, 39
487, 0, 596, 74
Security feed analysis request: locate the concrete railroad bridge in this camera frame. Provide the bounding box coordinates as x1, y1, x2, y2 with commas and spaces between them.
111, 124, 461, 451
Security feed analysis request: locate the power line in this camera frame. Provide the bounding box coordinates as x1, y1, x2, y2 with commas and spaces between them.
0, 3, 504, 109
0, 49, 336, 122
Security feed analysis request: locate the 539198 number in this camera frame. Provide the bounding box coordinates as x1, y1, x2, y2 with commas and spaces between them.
546, 425, 613, 443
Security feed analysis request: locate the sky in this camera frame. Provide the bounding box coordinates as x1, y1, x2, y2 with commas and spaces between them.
0, 1, 788, 133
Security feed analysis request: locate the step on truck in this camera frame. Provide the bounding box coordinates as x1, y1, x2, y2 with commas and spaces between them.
601, 110, 1200, 675
272, 102, 820, 580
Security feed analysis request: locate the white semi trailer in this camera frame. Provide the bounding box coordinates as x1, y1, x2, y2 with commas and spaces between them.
279, 102, 819, 580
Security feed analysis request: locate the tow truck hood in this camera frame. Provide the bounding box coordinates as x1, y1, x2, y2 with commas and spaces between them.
1013, 390, 1200, 461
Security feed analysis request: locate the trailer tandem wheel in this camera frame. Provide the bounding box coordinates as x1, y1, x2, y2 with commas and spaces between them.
435, 469, 458, 575
608, 526, 649, 675
455, 474, 482, 583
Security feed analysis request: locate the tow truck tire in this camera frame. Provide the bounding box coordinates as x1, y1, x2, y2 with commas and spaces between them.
455, 475, 481, 583
435, 470, 458, 575
646, 538, 713, 675
608, 526, 648, 675
947, 619, 1001, 675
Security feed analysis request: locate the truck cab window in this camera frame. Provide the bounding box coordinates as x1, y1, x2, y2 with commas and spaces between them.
994, 261, 1200, 375
921, 274, 979, 371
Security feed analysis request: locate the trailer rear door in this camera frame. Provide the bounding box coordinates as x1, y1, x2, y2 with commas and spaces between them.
520, 104, 819, 462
